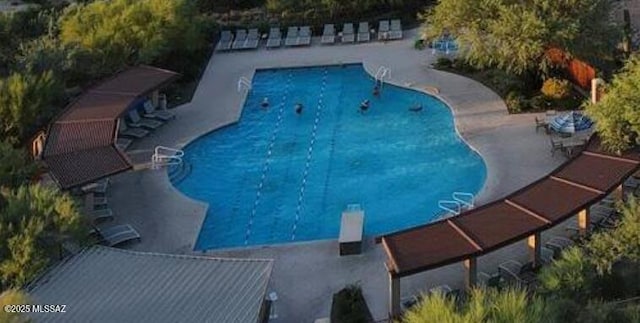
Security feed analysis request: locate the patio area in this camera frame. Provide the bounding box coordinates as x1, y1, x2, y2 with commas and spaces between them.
102, 29, 567, 321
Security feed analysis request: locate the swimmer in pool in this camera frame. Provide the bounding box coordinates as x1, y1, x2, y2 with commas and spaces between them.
409, 103, 423, 112
359, 99, 370, 113
294, 103, 303, 115
261, 97, 269, 108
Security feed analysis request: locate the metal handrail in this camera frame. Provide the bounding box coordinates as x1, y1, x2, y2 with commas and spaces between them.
452, 192, 475, 208
438, 200, 461, 216
152, 146, 184, 169
237, 76, 252, 93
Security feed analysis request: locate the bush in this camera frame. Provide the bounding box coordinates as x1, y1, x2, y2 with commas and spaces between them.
414, 39, 425, 50
0, 142, 38, 189
541, 78, 572, 99
505, 91, 527, 113
331, 284, 373, 323
528, 95, 551, 111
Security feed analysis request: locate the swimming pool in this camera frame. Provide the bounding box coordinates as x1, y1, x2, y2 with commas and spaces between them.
172, 64, 486, 250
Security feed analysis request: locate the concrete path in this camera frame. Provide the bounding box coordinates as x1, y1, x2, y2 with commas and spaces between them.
108, 29, 567, 322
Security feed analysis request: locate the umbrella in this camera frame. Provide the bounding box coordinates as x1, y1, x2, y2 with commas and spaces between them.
549, 111, 593, 134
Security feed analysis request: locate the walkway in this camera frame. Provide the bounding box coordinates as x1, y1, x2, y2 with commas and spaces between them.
107, 29, 565, 321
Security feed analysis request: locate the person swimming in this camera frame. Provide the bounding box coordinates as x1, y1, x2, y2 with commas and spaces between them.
294, 103, 303, 115
359, 99, 370, 113
373, 85, 380, 97
409, 102, 423, 112
261, 97, 269, 108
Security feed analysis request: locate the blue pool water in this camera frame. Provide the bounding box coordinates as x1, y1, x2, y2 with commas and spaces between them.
172, 64, 486, 250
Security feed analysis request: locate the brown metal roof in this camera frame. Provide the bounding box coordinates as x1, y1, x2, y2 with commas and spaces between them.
42, 65, 179, 189
382, 137, 640, 277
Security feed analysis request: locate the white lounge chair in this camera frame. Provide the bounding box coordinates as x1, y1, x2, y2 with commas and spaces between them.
378, 20, 390, 40
232, 29, 247, 50
321, 24, 335, 44
298, 26, 311, 46
357, 22, 370, 42
96, 224, 141, 247
215, 30, 234, 51
389, 19, 403, 40
341, 23, 355, 43
266, 27, 282, 48
142, 100, 174, 121
285, 26, 299, 46
118, 119, 149, 138
245, 28, 260, 49
81, 178, 110, 194
128, 110, 163, 130
89, 208, 114, 223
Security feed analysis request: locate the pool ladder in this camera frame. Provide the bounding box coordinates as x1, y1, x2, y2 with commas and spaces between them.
237, 76, 252, 93
375, 66, 390, 87
151, 146, 184, 170
437, 192, 475, 219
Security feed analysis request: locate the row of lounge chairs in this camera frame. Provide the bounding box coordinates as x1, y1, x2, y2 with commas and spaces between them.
116, 99, 175, 151
216, 29, 261, 51
81, 178, 142, 247
216, 19, 403, 51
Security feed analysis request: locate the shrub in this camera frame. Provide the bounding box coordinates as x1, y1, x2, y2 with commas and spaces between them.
331, 284, 373, 323
414, 39, 425, 50
528, 95, 551, 111
541, 78, 572, 99
505, 91, 526, 113
0, 142, 38, 189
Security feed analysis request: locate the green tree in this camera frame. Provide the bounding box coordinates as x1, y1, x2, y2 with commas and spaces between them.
421, 0, 620, 75
59, 0, 203, 77
586, 55, 640, 153
0, 71, 61, 145
0, 142, 37, 189
0, 185, 86, 288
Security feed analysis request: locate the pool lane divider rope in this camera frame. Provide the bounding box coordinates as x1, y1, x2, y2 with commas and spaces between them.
291, 68, 329, 241
244, 72, 293, 245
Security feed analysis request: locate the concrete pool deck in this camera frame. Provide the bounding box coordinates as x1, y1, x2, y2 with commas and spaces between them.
107, 29, 567, 321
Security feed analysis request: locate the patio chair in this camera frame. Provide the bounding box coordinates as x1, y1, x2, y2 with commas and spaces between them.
535, 116, 549, 133
341, 23, 355, 43
357, 22, 370, 42
478, 271, 503, 289
95, 224, 141, 247
245, 28, 260, 49
128, 109, 163, 130
284, 26, 299, 46
298, 26, 311, 46
498, 260, 537, 288
232, 29, 248, 50
115, 137, 132, 151
321, 24, 335, 44
266, 27, 282, 48
389, 19, 403, 40
142, 100, 174, 121
540, 247, 555, 265
378, 20, 390, 40
118, 119, 149, 138
215, 30, 234, 51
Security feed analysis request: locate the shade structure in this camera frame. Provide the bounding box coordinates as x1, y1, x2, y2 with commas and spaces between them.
549, 111, 593, 134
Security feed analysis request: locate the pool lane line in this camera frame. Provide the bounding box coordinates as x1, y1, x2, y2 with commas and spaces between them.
245, 72, 293, 245
291, 68, 329, 241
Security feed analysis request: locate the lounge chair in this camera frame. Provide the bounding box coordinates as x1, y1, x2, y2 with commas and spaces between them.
116, 137, 132, 151
321, 24, 335, 44
540, 247, 555, 265
266, 27, 282, 48
128, 110, 163, 130
544, 236, 574, 257
535, 116, 549, 133
341, 23, 355, 43
357, 22, 370, 42
88, 208, 114, 223
245, 28, 260, 49
549, 136, 562, 156
142, 100, 174, 121
389, 19, 403, 40
95, 224, 141, 247
298, 26, 311, 46
378, 20, 390, 40
81, 178, 110, 194
284, 26, 299, 46
498, 260, 537, 288
478, 271, 503, 289
215, 30, 234, 51
118, 119, 149, 138
232, 29, 248, 50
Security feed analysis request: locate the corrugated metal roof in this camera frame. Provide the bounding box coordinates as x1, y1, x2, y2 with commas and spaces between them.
27, 246, 273, 323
